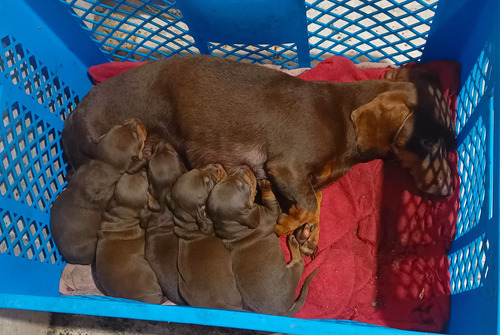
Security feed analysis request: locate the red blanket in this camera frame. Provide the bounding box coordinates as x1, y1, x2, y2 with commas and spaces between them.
285, 57, 459, 332
88, 56, 459, 332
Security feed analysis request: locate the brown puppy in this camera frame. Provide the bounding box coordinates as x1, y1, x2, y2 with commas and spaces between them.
143, 139, 187, 305
62, 55, 455, 256
50, 118, 147, 264
206, 166, 319, 316
171, 164, 243, 310
95, 169, 163, 304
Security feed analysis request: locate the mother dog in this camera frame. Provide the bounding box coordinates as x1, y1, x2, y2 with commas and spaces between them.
62, 55, 455, 256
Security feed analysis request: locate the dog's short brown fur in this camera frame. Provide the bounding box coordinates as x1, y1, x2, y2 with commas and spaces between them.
143, 138, 187, 304
62, 55, 455, 256
95, 170, 164, 304
206, 166, 318, 316
50, 118, 147, 264
171, 164, 243, 309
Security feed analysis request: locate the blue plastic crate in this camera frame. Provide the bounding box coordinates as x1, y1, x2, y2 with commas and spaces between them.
0, 0, 498, 334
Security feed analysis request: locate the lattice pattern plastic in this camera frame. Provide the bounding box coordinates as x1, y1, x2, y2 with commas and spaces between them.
1, 101, 67, 212
456, 42, 494, 134
305, 0, 439, 64
0, 35, 68, 266
60, 0, 439, 67
449, 234, 489, 294
454, 41, 495, 239
208, 43, 299, 68
62, 0, 199, 61
456, 118, 487, 238
0, 36, 80, 122
0, 209, 62, 265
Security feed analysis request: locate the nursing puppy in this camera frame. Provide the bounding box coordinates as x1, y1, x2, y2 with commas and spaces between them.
50, 118, 147, 264
95, 169, 164, 304
171, 164, 243, 309
206, 166, 319, 316
143, 139, 187, 305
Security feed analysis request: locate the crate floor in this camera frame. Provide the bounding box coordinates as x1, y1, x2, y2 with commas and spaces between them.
0, 309, 278, 335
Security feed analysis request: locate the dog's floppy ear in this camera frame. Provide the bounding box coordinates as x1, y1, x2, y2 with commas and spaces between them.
351, 86, 417, 155
125, 156, 147, 174
239, 206, 261, 229
196, 205, 214, 234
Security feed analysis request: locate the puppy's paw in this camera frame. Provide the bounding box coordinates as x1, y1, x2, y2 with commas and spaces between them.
294, 223, 319, 258
287, 234, 300, 248
287, 234, 303, 260
258, 179, 271, 190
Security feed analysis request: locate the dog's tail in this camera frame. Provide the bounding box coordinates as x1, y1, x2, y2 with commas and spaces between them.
283, 268, 320, 317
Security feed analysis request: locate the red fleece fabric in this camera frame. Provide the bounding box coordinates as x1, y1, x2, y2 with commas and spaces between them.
89, 61, 147, 84
87, 56, 459, 332
284, 56, 459, 332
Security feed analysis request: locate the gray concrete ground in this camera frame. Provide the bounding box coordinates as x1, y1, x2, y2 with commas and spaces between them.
0, 309, 279, 335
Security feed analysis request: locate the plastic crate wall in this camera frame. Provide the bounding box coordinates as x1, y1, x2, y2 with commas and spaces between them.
60, 0, 440, 68
0, 0, 499, 334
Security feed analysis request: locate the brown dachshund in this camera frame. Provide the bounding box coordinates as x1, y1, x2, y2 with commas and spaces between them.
50, 118, 147, 264
206, 166, 319, 316
62, 55, 455, 256
95, 169, 164, 304
143, 138, 187, 305
171, 164, 243, 309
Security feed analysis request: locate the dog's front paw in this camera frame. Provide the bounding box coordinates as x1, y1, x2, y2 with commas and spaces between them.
299, 241, 318, 259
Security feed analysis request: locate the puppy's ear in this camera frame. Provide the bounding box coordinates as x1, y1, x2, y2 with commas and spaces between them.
196, 205, 214, 234
126, 156, 147, 174
139, 206, 152, 229
351, 86, 417, 155
239, 206, 261, 229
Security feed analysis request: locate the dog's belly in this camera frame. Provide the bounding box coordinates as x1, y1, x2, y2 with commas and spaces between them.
185, 142, 267, 179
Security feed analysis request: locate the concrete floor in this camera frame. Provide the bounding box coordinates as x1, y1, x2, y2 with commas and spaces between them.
0, 309, 279, 335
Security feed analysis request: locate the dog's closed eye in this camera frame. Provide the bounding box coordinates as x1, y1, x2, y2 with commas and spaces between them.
420, 139, 436, 151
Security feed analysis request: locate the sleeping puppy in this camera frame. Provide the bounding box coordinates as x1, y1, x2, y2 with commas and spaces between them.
206, 165, 319, 316
171, 164, 243, 309
95, 169, 164, 304
143, 138, 187, 305
62, 55, 456, 256
50, 118, 147, 264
